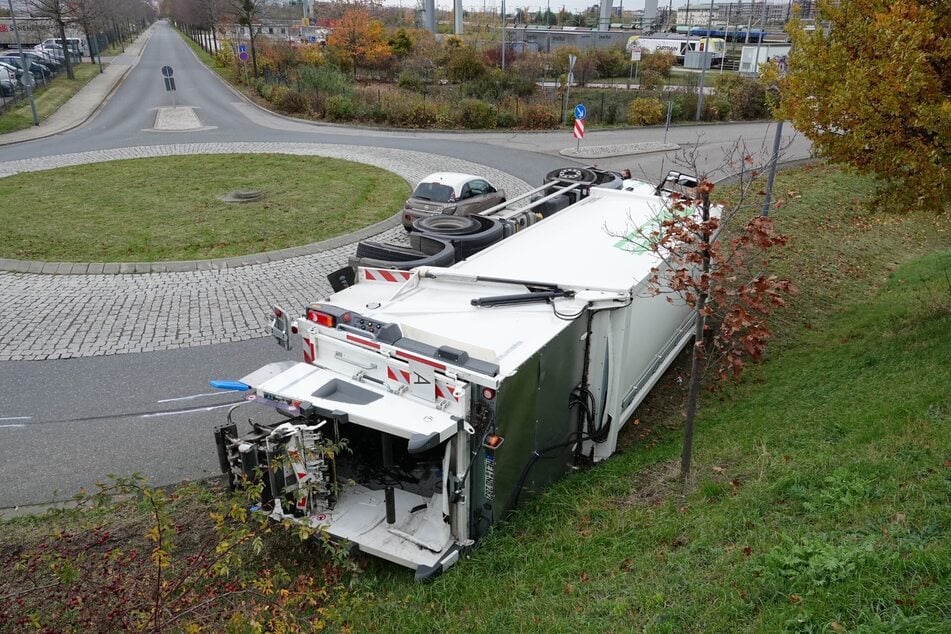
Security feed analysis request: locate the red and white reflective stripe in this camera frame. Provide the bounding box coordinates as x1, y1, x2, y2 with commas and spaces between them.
387, 366, 412, 385
395, 349, 446, 371
361, 268, 413, 283
435, 382, 460, 402
303, 337, 316, 364
346, 334, 380, 350
573, 118, 585, 139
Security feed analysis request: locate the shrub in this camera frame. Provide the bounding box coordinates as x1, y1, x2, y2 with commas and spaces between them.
519, 104, 559, 130
446, 45, 487, 82
627, 97, 666, 126
398, 70, 426, 92
278, 89, 309, 114
672, 91, 698, 121
299, 64, 352, 97
268, 84, 289, 106
325, 94, 357, 121
255, 80, 273, 100
714, 73, 769, 120
457, 99, 496, 129
385, 94, 447, 128
496, 111, 517, 128
588, 48, 628, 78
640, 50, 676, 77
638, 69, 664, 90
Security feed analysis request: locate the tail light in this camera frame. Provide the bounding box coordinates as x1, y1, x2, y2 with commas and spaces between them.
306, 308, 337, 329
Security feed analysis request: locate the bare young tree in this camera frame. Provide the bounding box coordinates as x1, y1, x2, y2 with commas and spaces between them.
616, 139, 799, 481
69, 0, 106, 64
29, 0, 75, 78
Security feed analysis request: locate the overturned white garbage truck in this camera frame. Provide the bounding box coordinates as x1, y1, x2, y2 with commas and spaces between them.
213, 171, 705, 580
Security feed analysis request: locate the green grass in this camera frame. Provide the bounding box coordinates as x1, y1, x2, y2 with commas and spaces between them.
335, 166, 950, 632
0, 154, 409, 261
0, 63, 102, 134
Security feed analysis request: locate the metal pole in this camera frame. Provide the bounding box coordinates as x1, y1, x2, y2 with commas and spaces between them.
6, 0, 38, 126
752, 0, 767, 73
96, 32, 103, 73
500, 0, 506, 70
694, 0, 715, 121
663, 99, 673, 143
761, 120, 784, 216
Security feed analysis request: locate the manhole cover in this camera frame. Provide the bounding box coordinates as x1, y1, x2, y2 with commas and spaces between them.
217, 189, 264, 203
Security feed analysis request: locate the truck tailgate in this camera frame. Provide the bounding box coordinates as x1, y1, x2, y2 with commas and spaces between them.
244, 362, 458, 442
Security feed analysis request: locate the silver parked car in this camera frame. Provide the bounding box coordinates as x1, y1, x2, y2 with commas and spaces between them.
402, 172, 506, 230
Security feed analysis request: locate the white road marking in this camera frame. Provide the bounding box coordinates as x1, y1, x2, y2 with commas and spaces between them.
0, 416, 31, 421
156, 392, 225, 403
140, 403, 237, 419
0, 424, 25, 428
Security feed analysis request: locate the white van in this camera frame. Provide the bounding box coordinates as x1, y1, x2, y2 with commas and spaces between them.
41, 38, 85, 55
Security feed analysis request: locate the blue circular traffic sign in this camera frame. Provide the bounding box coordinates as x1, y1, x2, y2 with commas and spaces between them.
574, 103, 586, 120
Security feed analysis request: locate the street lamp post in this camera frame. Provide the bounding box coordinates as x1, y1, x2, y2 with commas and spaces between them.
6, 0, 38, 126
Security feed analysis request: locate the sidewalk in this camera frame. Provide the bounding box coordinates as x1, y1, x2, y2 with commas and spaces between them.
0, 28, 152, 146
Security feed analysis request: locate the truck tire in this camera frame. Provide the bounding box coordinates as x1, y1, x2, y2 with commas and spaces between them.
412, 215, 481, 236
544, 167, 598, 187
414, 215, 505, 261
351, 237, 455, 270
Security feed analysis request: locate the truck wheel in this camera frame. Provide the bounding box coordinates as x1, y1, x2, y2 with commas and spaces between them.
415, 216, 506, 261
545, 167, 597, 187
412, 215, 481, 236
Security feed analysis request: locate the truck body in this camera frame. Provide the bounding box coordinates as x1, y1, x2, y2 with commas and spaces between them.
215, 177, 704, 580
0, 18, 84, 49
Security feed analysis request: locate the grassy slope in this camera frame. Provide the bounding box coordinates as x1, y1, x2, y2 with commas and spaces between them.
0, 154, 409, 262
0, 63, 102, 134
343, 166, 950, 633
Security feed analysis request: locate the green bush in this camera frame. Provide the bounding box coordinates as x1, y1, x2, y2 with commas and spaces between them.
456, 99, 496, 129
518, 104, 559, 130
446, 45, 487, 82
714, 73, 769, 120
587, 48, 628, 78
255, 80, 273, 100
299, 64, 352, 97
268, 84, 289, 106
496, 111, 517, 128
398, 71, 426, 92
627, 97, 666, 125
277, 89, 309, 114
385, 94, 448, 128
325, 94, 357, 121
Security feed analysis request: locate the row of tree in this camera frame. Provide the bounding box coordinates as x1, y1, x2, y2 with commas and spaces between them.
25, 0, 156, 79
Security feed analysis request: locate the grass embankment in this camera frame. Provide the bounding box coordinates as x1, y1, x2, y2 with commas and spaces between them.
1, 165, 948, 631
0, 154, 409, 262
0, 63, 102, 134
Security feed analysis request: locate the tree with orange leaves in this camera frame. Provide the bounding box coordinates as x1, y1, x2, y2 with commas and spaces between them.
326, 8, 391, 75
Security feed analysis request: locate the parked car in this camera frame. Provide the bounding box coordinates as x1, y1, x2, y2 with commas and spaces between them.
402, 173, 506, 230
41, 37, 84, 55
22, 50, 62, 71
18, 51, 60, 73
0, 73, 15, 97
0, 56, 48, 82
0, 60, 22, 83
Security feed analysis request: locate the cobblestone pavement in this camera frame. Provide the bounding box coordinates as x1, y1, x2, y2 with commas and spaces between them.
0, 143, 531, 361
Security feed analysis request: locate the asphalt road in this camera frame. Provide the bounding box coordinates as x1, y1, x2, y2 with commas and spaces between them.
0, 21, 813, 510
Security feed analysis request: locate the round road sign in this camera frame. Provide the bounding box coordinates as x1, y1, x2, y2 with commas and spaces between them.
574, 103, 586, 120
239, 51, 249, 63
161, 65, 173, 78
